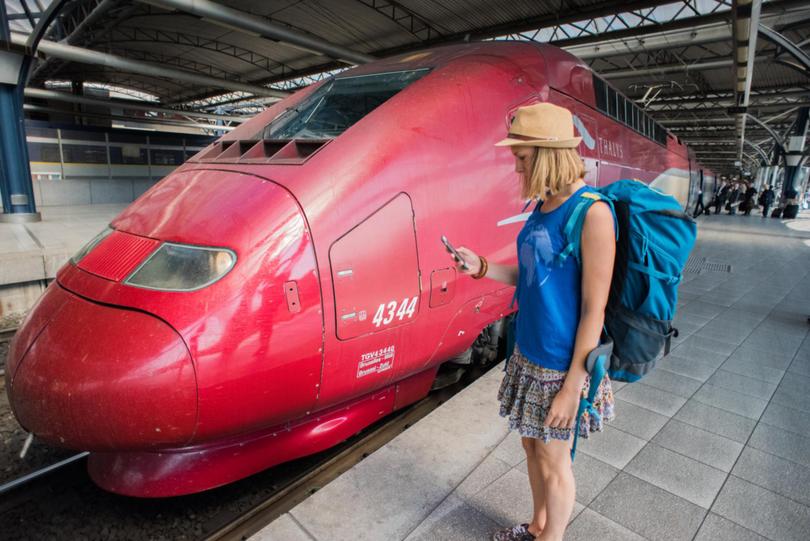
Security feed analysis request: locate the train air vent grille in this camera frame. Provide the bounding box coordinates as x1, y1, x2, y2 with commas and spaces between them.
77, 231, 160, 282
190, 139, 329, 164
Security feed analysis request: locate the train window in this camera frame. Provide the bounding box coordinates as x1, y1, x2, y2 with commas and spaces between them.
61, 129, 106, 142
184, 135, 215, 147
607, 86, 617, 118
25, 126, 59, 138
61, 144, 108, 164
262, 68, 430, 140
109, 145, 148, 164
632, 106, 640, 132
109, 132, 147, 144
28, 143, 61, 162
617, 96, 626, 123
654, 124, 665, 145
150, 134, 183, 146
593, 76, 607, 113
150, 149, 185, 165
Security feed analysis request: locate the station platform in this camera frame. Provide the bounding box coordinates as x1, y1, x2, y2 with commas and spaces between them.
0, 204, 125, 284
255, 211, 810, 541
0, 204, 124, 314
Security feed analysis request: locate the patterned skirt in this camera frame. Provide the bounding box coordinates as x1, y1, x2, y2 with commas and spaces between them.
497, 346, 615, 443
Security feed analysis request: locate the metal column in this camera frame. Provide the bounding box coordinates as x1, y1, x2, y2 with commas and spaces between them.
781, 107, 809, 219
0, 2, 39, 222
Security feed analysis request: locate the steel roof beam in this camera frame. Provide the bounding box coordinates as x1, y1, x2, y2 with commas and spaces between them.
98, 27, 296, 78
24, 88, 246, 122
9, 31, 287, 98
138, 0, 374, 65
355, 0, 446, 41
169, 0, 686, 105
29, 0, 118, 82
601, 59, 736, 79
23, 103, 235, 131
732, 0, 762, 163
759, 25, 810, 72
642, 87, 810, 104
660, 118, 736, 125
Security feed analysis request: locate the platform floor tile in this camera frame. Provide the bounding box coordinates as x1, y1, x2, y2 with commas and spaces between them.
255, 213, 810, 540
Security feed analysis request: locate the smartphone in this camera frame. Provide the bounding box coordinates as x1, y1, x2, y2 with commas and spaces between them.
441, 235, 469, 270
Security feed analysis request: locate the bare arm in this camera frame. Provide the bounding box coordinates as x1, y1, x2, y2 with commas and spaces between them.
453, 246, 519, 286
545, 201, 615, 429
564, 202, 615, 392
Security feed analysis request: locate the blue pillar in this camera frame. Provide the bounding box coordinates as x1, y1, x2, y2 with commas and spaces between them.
0, 3, 40, 222
782, 107, 809, 219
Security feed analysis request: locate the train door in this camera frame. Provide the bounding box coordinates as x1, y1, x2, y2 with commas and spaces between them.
318, 193, 421, 406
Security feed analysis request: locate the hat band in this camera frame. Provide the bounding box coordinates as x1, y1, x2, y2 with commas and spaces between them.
507, 132, 559, 141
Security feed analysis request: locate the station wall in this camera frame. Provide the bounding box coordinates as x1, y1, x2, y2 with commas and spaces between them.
23, 122, 213, 207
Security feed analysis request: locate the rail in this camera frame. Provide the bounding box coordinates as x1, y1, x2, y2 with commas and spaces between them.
0, 326, 18, 345
0, 326, 18, 378
0, 452, 90, 496
205, 387, 457, 541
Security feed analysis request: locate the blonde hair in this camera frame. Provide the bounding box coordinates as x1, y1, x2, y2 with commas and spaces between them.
521, 147, 586, 200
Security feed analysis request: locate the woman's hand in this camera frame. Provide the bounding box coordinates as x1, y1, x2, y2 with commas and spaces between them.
453, 246, 481, 275
544, 386, 581, 430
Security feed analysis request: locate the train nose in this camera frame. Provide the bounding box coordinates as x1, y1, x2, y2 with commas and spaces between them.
8, 285, 197, 450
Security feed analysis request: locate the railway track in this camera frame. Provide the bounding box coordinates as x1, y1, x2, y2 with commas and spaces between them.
0, 326, 17, 377
205, 379, 468, 541
0, 452, 89, 497
0, 326, 17, 345
0, 339, 490, 539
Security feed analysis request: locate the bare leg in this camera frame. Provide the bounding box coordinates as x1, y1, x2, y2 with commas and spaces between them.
534, 438, 576, 541
522, 437, 546, 536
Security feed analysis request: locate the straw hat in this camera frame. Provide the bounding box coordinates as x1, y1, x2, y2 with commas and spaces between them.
495, 103, 582, 148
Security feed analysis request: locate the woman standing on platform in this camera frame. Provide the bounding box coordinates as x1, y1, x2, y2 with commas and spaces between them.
451, 103, 616, 541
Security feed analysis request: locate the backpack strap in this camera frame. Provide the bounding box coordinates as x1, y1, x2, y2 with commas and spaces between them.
557, 191, 617, 266
570, 345, 609, 461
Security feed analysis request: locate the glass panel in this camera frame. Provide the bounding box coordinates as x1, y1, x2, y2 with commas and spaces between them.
149, 134, 184, 145
262, 69, 430, 140
109, 145, 147, 164
24, 126, 59, 138
27, 143, 61, 162
617, 96, 626, 123
150, 149, 185, 165
607, 86, 617, 118
184, 135, 215, 147
61, 129, 106, 142
593, 76, 607, 113
109, 132, 147, 144
61, 144, 108, 164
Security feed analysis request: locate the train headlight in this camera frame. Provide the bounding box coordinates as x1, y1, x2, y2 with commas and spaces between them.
71, 227, 114, 264
124, 243, 236, 292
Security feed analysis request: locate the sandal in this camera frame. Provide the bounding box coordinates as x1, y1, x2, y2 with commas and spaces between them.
492, 523, 536, 541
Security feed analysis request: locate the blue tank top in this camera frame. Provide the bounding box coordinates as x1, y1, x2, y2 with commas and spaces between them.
515, 185, 592, 370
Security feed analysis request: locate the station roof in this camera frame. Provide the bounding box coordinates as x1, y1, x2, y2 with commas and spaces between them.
5, 0, 810, 174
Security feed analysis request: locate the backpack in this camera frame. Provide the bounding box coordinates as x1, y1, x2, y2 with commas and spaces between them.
561, 179, 697, 382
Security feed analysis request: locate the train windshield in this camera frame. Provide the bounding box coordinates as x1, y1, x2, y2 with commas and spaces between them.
261, 69, 430, 140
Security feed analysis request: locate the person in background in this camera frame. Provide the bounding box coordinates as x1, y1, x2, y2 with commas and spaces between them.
715, 181, 729, 214
759, 185, 775, 218
741, 183, 757, 216
727, 182, 741, 215
452, 103, 616, 541
692, 185, 706, 218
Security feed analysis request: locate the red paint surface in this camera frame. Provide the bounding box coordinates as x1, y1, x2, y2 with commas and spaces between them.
6, 42, 705, 496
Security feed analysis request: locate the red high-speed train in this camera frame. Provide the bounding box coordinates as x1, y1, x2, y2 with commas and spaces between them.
6, 42, 713, 497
